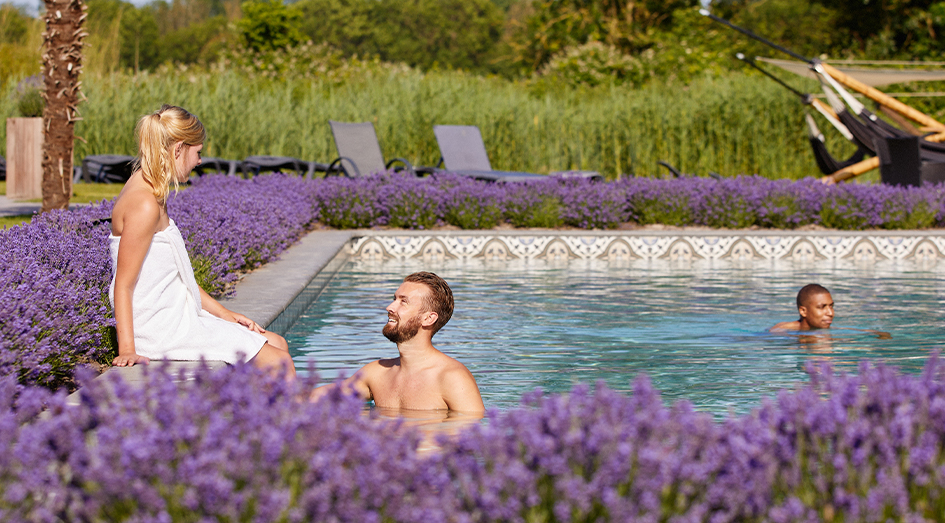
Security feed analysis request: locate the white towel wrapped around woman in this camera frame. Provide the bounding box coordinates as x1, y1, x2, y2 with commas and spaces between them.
108, 219, 266, 363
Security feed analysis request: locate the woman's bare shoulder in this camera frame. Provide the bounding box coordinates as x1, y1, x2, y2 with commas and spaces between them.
112, 177, 162, 236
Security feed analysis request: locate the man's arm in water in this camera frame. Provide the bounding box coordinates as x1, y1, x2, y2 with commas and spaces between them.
310, 361, 378, 402
834, 327, 892, 339
440, 363, 485, 413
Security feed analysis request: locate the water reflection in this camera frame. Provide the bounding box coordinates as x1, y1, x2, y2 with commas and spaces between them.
287, 258, 945, 418
369, 406, 484, 453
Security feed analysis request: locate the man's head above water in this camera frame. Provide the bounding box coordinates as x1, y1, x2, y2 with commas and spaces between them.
769, 283, 835, 332
795, 283, 834, 330
383, 272, 454, 344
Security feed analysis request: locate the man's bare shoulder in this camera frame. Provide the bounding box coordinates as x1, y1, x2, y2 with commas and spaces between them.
769, 320, 802, 332
437, 355, 474, 378
436, 355, 484, 412
358, 357, 399, 378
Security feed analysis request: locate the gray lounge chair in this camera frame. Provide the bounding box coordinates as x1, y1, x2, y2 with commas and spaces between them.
193, 157, 241, 177
432, 125, 603, 182
81, 155, 136, 183
242, 155, 326, 179
326, 121, 420, 177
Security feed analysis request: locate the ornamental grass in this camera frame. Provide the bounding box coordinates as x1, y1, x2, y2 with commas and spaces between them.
2, 357, 945, 521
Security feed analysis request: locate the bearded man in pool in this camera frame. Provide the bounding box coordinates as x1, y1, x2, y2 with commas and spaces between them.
311, 272, 485, 413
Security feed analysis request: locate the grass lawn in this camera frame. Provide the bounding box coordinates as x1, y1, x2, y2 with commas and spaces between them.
0, 181, 124, 228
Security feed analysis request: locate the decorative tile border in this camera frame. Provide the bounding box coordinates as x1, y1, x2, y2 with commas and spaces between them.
348, 232, 945, 263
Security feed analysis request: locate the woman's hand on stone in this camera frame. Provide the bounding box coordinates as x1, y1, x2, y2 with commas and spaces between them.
113, 353, 150, 367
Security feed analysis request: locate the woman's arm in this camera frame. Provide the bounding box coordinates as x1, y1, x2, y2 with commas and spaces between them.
199, 288, 265, 334
112, 195, 161, 366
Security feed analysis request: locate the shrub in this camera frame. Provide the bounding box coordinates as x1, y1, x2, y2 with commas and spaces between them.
537, 41, 645, 89
0, 363, 448, 522
756, 177, 824, 229
880, 185, 941, 230
437, 173, 505, 229
4, 356, 945, 521
504, 180, 566, 228
313, 176, 387, 228
13, 75, 43, 117
380, 173, 442, 229
623, 177, 695, 226
171, 174, 319, 295
558, 177, 626, 229
0, 204, 115, 389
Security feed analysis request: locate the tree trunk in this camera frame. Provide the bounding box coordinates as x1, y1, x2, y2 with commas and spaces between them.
41, 0, 87, 213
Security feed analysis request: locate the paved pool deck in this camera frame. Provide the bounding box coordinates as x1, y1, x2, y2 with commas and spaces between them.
0, 195, 43, 217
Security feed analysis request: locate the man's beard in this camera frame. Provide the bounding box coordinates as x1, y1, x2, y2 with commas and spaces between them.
383, 314, 422, 344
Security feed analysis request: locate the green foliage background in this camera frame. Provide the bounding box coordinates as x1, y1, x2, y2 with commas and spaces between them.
1, 0, 944, 182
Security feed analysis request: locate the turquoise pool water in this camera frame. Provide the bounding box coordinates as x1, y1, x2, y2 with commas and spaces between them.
286, 258, 945, 416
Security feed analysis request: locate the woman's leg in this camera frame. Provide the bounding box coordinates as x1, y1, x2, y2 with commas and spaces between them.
262, 331, 289, 351
250, 342, 296, 380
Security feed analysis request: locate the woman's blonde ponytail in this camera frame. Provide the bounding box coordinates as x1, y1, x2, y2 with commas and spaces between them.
133, 104, 206, 205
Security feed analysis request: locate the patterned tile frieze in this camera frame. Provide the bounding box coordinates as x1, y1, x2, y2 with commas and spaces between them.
348, 233, 945, 262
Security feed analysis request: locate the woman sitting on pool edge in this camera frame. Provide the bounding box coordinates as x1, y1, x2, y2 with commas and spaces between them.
769, 283, 890, 339
108, 104, 295, 378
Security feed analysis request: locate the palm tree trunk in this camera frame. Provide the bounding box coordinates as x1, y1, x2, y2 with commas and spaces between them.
41, 0, 87, 212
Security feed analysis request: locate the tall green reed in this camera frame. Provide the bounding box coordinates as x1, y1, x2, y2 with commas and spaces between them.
4, 67, 855, 180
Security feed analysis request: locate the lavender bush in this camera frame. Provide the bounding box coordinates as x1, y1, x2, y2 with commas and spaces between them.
0, 363, 450, 522
0, 174, 319, 389
438, 175, 505, 229
0, 204, 115, 389
170, 174, 319, 295
3, 356, 945, 521
307, 173, 945, 231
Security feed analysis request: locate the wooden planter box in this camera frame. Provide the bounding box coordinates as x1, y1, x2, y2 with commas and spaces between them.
6, 117, 43, 200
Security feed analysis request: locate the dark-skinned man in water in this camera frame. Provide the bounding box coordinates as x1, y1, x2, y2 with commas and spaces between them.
770, 283, 890, 338
312, 272, 485, 413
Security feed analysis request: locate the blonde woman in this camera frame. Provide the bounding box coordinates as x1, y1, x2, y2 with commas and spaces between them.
108, 104, 295, 378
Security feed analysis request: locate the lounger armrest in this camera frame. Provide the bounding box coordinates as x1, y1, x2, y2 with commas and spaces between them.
657, 161, 684, 178
305, 162, 331, 180
385, 157, 415, 176
326, 157, 360, 177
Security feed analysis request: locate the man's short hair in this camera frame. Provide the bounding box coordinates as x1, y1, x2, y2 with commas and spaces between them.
403, 272, 453, 335
797, 283, 830, 308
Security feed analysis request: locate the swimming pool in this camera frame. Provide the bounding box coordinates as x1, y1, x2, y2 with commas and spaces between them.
286, 257, 945, 416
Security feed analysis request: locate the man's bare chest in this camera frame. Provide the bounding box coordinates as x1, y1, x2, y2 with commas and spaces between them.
371, 370, 447, 410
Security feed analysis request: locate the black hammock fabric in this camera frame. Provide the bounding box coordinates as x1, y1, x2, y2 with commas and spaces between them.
837, 110, 945, 163
809, 136, 868, 174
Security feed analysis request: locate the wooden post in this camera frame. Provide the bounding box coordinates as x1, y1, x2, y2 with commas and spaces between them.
5, 118, 44, 200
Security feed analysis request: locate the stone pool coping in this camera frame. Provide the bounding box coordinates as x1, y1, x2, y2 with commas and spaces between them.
85, 227, 945, 396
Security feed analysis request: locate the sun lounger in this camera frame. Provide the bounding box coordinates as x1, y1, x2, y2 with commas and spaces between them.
81, 155, 136, 183
193, 157, 241, 177
432, 125, 603, 182
241, 156, 326, 179
326, 121, 421, 177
